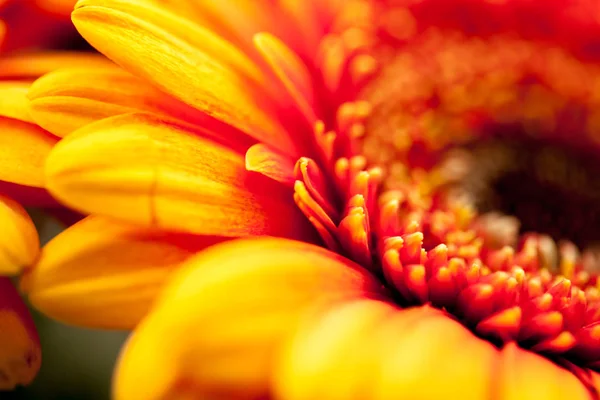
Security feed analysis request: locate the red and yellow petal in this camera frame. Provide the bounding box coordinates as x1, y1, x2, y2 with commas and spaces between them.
72, 0, 299, 156
0, 277, 40, 390
0, 196, 39, 276
21, 215, 226, 329
28, 66, 211, 137
113, 237, 387, 400
45, 112, 316, 241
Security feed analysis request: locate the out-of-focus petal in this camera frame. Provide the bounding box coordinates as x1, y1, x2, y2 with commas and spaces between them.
0, 82, 33, 123
28, 66, 215, 137
0, 116, 57, 188
275, 302, 499, 400
497, 343, 590, 400
0, 196, 39, 276
21, 216, 224, 329
45, 113, 316, 241
0, 52, 111, 80
254, 32, 317, 125
72, 0, 299, 155
0, 277, 40, 390
113, 237, 387, 400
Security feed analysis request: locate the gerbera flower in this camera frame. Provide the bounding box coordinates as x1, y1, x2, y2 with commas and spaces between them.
0, 48, 110, 390
0, 0, 77, 52
22, 0, 600, 398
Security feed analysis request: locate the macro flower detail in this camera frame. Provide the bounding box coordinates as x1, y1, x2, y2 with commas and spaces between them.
21, 0, 600, 398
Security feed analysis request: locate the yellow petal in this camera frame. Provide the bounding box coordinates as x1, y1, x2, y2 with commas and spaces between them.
254, 32, 317, 125
45, 113, 316, 240
72, 1, 298, 155
0, 82, 33, 123
0, 196, 39, 276
75, 0, 267, 87
0, 116, 58, 188
0, 278, 41, 390
21, 216, 224, 329
113, 237, 387, 400
275, 303, 498, 400
0, 52, 111, 80
497, 343, 590, 400
28, 66, 210, 137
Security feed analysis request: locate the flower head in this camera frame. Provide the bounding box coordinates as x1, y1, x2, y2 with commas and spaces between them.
22, 0, 600, 398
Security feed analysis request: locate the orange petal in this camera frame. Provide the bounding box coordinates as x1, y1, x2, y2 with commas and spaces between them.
28, 66, 215, 137
45, 113, 316, 241
0, 52, 111, 80
497, 343, 590, 400
276, 303, 498, 400
254, 32, 318, 125
0, 116, 58, 188
245, 143, 296, 187
113, 237, 387, 400
0, 81, 33, 123
0, 277, 41, 390
0, 196, 39, 276
72, 1, 299, 155
21, 215, 224, 329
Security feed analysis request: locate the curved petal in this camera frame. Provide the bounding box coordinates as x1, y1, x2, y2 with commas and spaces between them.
28, 66, 215, 137
496, 343, 590, 400
0, 116, 58, 188
21, 216, 224, 329
0, 196, 39, 276
245, 143, 296, 188
72, 0, 299, 155
45, 113, 316, 241
254, 32, 317, 125
0, 278, 41, 390
275, 302, 499, 400
113, 237, 387, 400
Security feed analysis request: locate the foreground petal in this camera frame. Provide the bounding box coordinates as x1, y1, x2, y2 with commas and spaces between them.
275, 302, 498, 400
0, 278, 40, 390
497, 343, 590, 400
0, 116, 58, 188
72, 1, 298, 155
45, 113, 315, 240
0, 196, 39, 276
113, 237, 387, 400
21, 216, 225, 329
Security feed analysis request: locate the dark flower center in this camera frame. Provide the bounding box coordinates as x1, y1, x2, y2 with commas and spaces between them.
445, 136, 600, 253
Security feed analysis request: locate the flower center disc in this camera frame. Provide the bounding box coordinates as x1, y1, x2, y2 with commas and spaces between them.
329, 0, 600, 371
